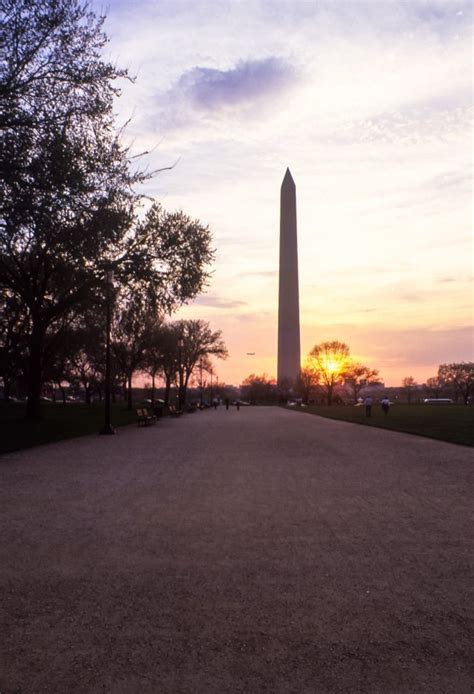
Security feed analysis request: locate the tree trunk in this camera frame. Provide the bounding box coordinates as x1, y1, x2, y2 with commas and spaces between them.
127, 373, 133, 410
151, 371, 155, 406
26, 331, 43, 420
327, 385, 333, 406
3, 377, 11, 402
164, 377, 171, 406
181, 373, 191, 407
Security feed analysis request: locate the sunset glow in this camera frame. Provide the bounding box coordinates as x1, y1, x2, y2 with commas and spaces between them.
92, 0, 473, 386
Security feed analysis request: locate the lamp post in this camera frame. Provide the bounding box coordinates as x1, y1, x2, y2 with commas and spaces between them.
177, 336, 184, 409
100, 269, 115, 435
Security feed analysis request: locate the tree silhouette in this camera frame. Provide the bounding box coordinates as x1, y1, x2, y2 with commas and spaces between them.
438, 363, 474, 405
308, 341, 351, 406
1, 2, 214, 418
344, 363, 380, 404
402, 376, 417, 403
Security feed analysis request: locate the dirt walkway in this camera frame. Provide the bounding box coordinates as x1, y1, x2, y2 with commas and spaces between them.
1, 407, 472, 693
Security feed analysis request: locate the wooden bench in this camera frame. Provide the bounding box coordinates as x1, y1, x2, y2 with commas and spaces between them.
136, 408, 157, 426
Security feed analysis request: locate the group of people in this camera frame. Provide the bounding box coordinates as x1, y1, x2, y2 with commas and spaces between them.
364, 396, 390, 417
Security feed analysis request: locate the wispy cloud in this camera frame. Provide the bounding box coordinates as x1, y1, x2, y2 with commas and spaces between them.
193, 295, 247, 309
237, 270, 278, 278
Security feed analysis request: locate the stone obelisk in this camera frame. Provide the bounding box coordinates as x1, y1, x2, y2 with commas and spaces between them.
277, 168, 300, 385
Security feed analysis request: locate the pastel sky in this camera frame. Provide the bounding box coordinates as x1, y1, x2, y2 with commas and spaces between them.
93, 0, 473, 386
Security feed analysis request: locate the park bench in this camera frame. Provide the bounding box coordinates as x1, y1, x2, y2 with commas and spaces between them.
167, 404, 183, 417
136, 408, 157, 426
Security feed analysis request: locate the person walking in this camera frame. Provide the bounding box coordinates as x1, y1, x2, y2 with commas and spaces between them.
364, 396, 373, 417
381, 397, 390, 416
225, 397, 230, 411
236, 400, 241, 411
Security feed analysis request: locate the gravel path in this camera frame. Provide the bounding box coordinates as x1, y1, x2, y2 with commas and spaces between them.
1, 407, 472, 693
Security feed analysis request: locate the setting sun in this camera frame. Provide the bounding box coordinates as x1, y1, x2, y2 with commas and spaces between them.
323, 357, 344, 375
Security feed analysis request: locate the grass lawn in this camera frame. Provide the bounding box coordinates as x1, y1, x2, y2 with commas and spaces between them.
0, 402, 138, 455
286, 403, 474, 447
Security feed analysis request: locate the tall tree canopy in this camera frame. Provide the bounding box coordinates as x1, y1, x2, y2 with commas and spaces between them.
0, 0, 214, 417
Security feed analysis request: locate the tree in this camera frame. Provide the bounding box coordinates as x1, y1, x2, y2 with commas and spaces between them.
64, 323, 105, 404
344, 363, 380, 404
142, 323, 165, 407
1, 0, 136, 418
174, 319, 228, 406
0, 291, 28, 400
241, 374, 277, 405
308, 341, 351, 406
296, 364, 320, 404
402, 376, 417, 403
424, 376, 445, 399
1, 2, 214, 419
111, 293, 161, 410
152, 324, 180, 406
438, 363, 474, 405
1, 0, 128, 129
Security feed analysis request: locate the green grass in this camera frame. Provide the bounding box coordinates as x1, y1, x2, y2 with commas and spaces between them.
286, 403, 474, 447
0, 402, 138, 455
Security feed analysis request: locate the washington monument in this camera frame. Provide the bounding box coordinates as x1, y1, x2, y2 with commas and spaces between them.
277, 168, 301, 385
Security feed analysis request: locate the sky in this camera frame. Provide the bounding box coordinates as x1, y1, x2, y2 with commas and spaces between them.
93, 0, 473, 386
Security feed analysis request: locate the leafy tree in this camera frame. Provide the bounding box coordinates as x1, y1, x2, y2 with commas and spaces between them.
1, 1, 214, 419
296, 364, 320, 404
191, 355, 214, 405
308, 341, 351, 406
0, 292, 28, 400
1, 0, 127, 129
142, 322, 165, 407
241, 373, 277, 405
438, 363, 474, 405
344, 363, 380, 404
1, 0, 135, 418
111, 293, 161, 410
65, 324, 105, 404
402, 376, 417, 403
153, 324, 181, 406
174, 319, 228, 406
424, 376, 445, 399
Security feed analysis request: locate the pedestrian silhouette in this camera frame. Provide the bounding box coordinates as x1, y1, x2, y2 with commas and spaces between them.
364, 396, 373, 417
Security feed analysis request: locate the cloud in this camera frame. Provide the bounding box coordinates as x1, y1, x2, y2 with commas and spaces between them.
192, 295, 247, 309
176, 57, 296, 111
237, 270, 278, 278
151, 57, 298, 131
